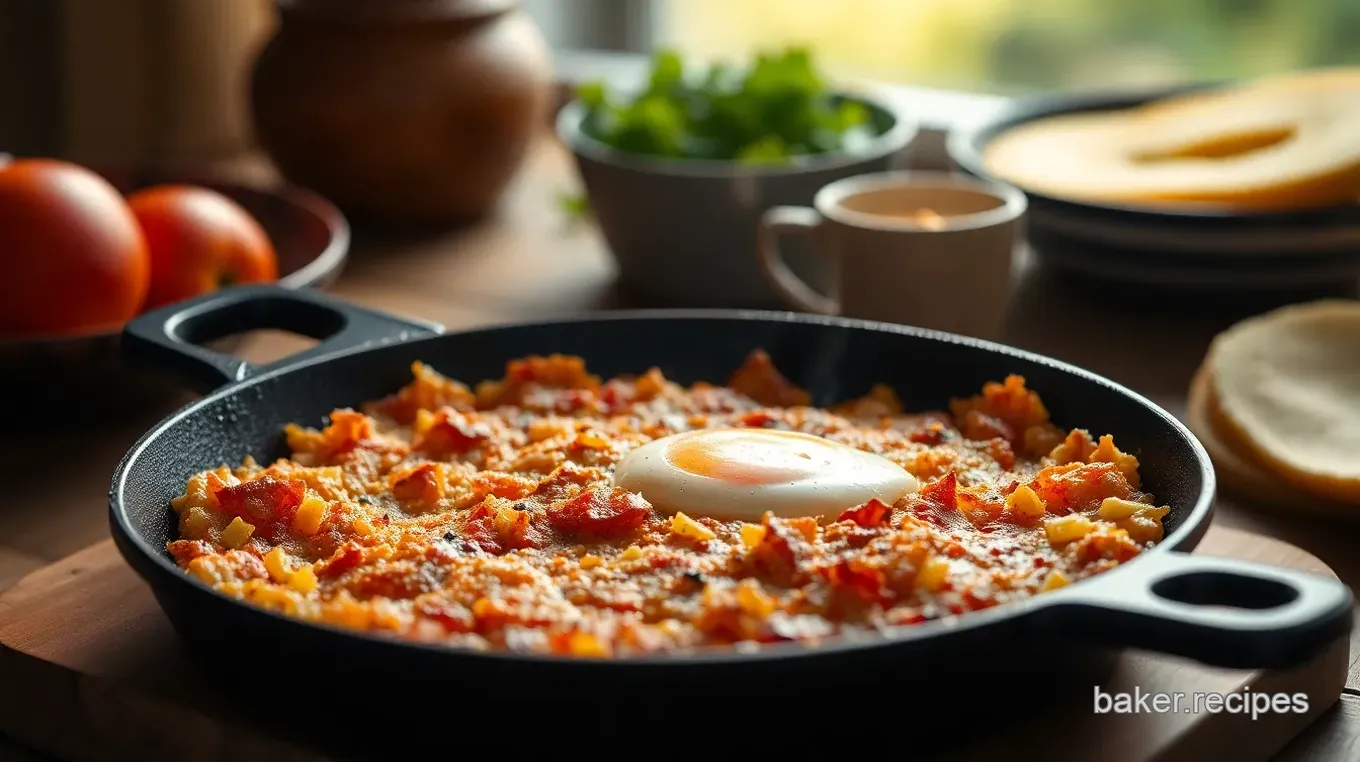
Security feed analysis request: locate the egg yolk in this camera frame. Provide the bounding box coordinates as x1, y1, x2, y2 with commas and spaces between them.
612, 428, 921, 523
665, 430, 828, 485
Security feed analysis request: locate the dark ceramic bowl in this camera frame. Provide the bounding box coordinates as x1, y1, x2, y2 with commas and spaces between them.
0, 167, 349, 424
948, 85, 1360, 291
557, 92, 918, 309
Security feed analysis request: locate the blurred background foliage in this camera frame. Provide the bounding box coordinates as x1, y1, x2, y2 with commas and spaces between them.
659, 0, 1360, 93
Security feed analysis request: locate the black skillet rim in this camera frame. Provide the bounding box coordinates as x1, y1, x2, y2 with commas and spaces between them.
109, 308, 1217, 669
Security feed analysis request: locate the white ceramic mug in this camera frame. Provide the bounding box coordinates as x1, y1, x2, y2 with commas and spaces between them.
757, 171, 1027, 340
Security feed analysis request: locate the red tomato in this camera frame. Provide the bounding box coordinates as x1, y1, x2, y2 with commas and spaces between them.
0, 159, 150, 336
126, 185, 279, 310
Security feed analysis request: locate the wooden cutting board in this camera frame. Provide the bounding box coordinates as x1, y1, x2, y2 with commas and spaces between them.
0, 526, 1348, 762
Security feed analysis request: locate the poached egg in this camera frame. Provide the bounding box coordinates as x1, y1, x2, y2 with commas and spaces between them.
612, 428, 919, 522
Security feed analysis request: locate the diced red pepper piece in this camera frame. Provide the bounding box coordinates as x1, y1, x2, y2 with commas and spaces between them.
212, 477, 306, 532
416, 409, 491, 456
457, 504, 504, 554
918, 472, 957, 511
391, 462, 444, 504
837, 498, 892, 527
909, 423, 945, 445
319, 543, 364, 579
739, 411, 780, 428
546, 487, 653, 538
908, 472, 959, 528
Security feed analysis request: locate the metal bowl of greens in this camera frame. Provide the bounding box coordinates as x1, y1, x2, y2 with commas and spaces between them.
557, 48, 917, 309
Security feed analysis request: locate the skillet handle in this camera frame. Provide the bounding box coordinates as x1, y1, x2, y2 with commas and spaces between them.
1042, 551, 1353, 670
123, 284, 444, 393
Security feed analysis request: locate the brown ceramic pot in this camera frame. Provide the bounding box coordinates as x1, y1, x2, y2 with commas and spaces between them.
249, 0, 554, 227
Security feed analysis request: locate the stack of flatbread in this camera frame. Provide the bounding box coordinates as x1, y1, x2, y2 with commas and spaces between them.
983, 68, 1360, 211
1187, 299, 1360, 513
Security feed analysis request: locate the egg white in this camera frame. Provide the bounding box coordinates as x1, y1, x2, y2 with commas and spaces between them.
612, 428, 919, 522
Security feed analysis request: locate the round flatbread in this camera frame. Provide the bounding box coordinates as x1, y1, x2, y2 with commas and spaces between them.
1206, 299, 1360, 504
1186, 363, 1296, 504
982, 67, 1360, 211
1186, 362, 1354, 514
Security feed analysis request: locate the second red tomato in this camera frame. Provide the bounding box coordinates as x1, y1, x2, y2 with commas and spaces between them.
127, 185, 279, 310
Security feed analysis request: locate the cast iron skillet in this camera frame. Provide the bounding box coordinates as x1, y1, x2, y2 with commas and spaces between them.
110, 285, 1351, 747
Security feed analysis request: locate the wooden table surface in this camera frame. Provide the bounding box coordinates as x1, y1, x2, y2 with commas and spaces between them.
3, 128, 1359, 761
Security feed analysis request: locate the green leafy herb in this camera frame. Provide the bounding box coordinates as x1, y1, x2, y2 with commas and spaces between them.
556, 191, 591, 221
736, 135, 791, 165
578, 46, 878, 164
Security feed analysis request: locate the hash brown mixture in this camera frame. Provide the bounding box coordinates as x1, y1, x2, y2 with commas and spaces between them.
168, 351, 1170, 656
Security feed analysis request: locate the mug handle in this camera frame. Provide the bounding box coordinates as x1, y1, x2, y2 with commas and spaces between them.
757, 206, 839, 315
